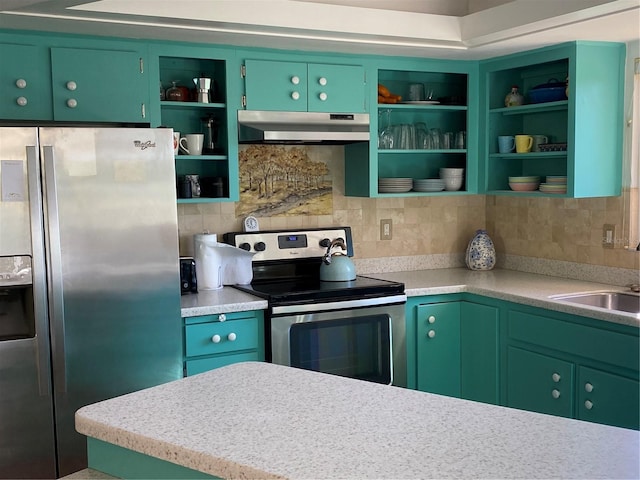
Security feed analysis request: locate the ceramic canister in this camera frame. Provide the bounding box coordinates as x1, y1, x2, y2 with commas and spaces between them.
465, 229, 496, 271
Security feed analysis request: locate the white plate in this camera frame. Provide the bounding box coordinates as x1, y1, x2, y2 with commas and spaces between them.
400, 101, 440, 105
413, 186, 444, 192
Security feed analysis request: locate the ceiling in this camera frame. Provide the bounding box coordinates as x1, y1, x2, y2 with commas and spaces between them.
0, 0, 638, 59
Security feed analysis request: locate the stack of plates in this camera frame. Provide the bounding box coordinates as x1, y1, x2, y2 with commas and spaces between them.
413, 178, 445, 192
508, 175, 541, 192
540, 175, 567, 194
378, 177, 413, 193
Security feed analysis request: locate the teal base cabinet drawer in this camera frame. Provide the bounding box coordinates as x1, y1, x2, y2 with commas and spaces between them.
182, 310, 264, 377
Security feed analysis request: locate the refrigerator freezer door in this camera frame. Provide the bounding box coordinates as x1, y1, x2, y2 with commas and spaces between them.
0, 127, 57, 479
38, 128, 182, 476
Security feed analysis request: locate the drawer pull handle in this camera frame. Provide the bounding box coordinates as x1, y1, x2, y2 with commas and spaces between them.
427, 330, 436, 339
66, 98, 78, 108
584, 382, 594, 393
551, 389, 561, 399
16, 96, 28, 106
66, 81, 77, 91
211, 334, 221, 344
552, 373, 561, 383
227, 332, 237, 342
16, 78, 27, 89
318, 77, 327, 86
319, 92, 327, 101
427, 315, 436, 324
291, 91, 300, 100
218, 313, 226, 322
584, 400, 593, 410
291, 76, 300, 85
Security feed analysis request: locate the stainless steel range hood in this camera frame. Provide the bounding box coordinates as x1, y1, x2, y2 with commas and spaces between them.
238, 110, 370, 144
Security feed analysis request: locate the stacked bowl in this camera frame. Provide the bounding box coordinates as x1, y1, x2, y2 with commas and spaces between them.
439, 168, 464, 191
508, 175, 540, 191
539, 175, 567, 194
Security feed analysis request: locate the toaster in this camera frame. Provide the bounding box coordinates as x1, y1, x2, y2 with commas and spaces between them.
179, 257, 197, 295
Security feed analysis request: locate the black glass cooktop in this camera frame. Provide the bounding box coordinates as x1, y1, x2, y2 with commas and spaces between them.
232, 274, 405, 305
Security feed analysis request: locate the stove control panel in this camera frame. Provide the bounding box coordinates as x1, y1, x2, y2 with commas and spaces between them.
223, 227, 353, 262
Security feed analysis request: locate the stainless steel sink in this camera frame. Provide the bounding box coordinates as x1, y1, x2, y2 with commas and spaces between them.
550, 291, 640, 314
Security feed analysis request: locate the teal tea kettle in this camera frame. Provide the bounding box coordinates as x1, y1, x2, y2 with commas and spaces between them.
319, 238, 356, 282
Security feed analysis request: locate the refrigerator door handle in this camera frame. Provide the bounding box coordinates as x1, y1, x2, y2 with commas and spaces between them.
42, 145, 67, 393
26, 144, 54, 397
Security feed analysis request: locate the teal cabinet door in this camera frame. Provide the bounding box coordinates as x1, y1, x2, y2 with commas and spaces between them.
51, 47, 147, 123
307, 63, 365, 113
460, 302, 499, 404
416, 302, 461, 397
244, 59, 308, 112
244, 60, 365, 112
578, 366, 639, 430
507, 346, 574, 418
0, 43, 51, 120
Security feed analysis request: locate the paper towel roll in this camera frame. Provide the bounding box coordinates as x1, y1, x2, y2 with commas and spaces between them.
194, 234, 222, 290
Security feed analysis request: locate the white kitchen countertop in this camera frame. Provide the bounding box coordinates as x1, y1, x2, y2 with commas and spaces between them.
76, 361, 639, 480
181, 268, 638, 327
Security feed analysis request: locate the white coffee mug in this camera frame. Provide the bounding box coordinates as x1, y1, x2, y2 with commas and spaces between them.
179, 134, 204, 156
172, 131, 180, 156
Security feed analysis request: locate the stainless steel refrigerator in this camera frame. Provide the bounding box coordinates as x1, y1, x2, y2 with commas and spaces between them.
0, 127, 182, 478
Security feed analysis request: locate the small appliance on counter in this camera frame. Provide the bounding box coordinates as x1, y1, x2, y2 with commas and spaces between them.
194, 233, 255, 290
179, 257, 198, 294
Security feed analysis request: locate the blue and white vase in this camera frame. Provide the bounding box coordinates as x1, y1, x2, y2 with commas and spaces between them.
465, 229, 496, 271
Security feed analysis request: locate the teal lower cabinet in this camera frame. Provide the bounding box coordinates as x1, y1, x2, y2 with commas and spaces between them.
183, 310, 264, 377
506, 346, 575, 418
408, 295, 499, 403
416, 302, 461, 397
504, 306, 639, 430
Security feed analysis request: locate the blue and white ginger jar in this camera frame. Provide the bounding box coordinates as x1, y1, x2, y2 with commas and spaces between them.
465, 229, 496, 271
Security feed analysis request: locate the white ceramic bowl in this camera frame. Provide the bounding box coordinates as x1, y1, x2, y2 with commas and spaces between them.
439, 167, 465, 178
443, 176, 464, 191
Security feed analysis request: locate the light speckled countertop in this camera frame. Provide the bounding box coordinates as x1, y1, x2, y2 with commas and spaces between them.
182, 268, 638, 327
76, 362, 639, 480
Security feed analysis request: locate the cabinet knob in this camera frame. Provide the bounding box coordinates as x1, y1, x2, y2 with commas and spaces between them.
15, 78, 27, 89
66, 81, 77, 91
427, 330, 436, 338
584, 400, 593, 410
318, 92, 328, 101
291, 91, 300, 100
16, 96, 28, 106
318, 77, 327, 86
584, 382, 594, 393
427, 315, 436, 324
218, 313, 226, 322
291, 76, 300, 85
552, 373, 561, 383
66, 98, 78, 108
551, 389, 561, 399
211, 334, 221, 344
227, 332, 237, 342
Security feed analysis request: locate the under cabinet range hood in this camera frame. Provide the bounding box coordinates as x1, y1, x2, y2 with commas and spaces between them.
238, 110, 370, 144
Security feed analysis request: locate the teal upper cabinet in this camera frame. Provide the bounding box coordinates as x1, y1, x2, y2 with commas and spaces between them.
50, 47, 147, 123
243, 59, 366, 113
0, 33, 149, 123
0, 43, 51, 120
345, 58, 478, 198
479, 41, 625, 198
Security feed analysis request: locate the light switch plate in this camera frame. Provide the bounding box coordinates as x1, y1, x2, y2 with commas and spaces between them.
380, 219, 392, 240
602, 224, 615, 248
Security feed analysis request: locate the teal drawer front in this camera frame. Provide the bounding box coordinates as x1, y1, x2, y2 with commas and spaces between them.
185, 318, 258, 357
184, 311, 259, 325
185, 352, 261, 376
507, 310, 639, 371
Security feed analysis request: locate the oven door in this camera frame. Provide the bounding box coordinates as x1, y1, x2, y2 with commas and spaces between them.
270, 300, 405, 386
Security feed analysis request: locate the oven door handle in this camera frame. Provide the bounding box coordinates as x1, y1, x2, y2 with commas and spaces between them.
271, 294, 407, 315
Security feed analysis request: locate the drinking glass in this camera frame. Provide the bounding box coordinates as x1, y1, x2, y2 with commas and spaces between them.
429, 128, 441, 150
378, 109, 394, 149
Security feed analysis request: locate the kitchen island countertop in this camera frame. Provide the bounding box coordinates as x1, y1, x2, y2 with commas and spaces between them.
76, 361, 639, 479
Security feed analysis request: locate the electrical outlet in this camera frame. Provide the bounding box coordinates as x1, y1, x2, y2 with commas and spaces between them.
602, 224, 615, 248
380, 219, 392, 240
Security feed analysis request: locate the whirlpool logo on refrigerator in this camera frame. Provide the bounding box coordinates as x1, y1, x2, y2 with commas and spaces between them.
133, 140, 156, 150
